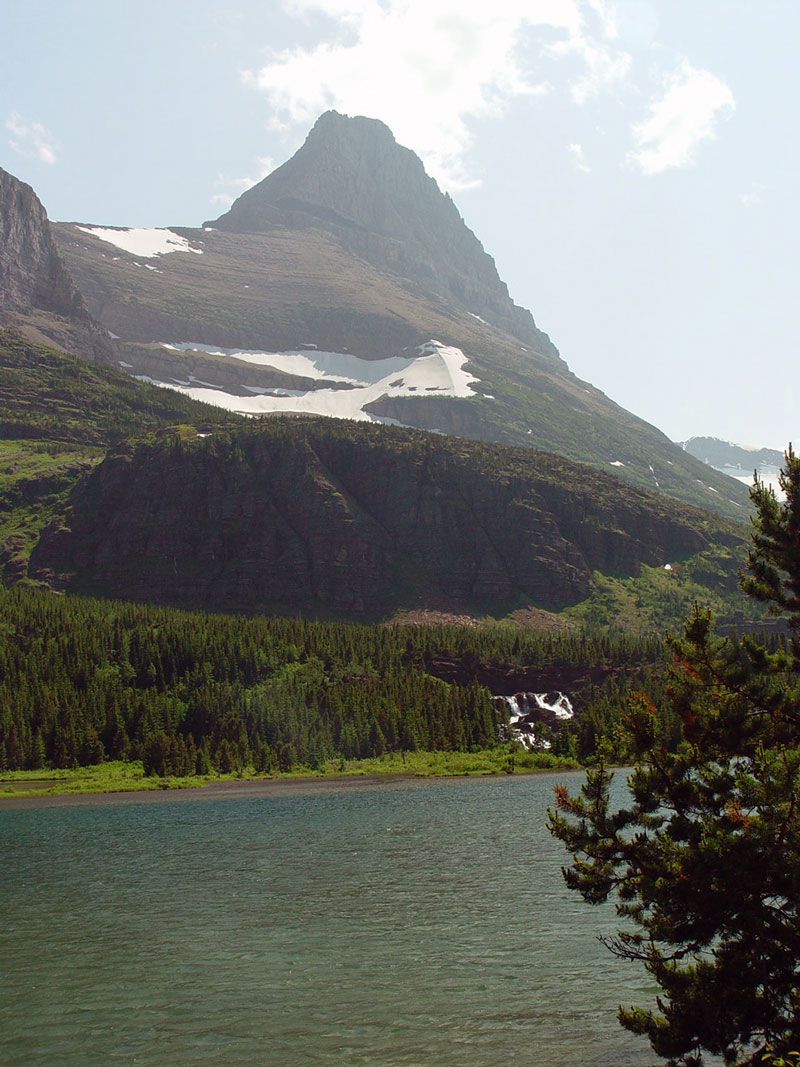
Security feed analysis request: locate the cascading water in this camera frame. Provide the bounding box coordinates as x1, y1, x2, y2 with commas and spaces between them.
496, 692, 574, 750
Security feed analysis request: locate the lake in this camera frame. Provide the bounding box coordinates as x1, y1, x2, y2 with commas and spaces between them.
0, 771, 659, 1066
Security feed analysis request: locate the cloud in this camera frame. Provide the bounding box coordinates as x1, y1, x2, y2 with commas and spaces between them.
6, 111, 58, 165
548, 0, 632, 104
740, 183, 765, 208
628, 59, 735, 175
567, 142, 591, 171
243, 0, 630, 190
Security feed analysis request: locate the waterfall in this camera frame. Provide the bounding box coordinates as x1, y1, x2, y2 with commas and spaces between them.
494, 691, 574, 750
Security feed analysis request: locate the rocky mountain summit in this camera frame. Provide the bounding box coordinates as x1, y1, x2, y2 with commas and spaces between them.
209, 111, 558, 362
682, 436, 785, 473
0, 166, 114, 364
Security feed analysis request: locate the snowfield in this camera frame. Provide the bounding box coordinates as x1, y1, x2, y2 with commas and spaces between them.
145, 340, 479, 421
75, 226, 203, 258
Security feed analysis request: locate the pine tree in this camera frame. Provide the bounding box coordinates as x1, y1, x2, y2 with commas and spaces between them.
549, 447, 800, 1067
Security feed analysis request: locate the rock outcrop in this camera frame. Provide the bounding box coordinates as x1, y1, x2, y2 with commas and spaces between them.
31, 419, 714, 620
0, 166, 115, 364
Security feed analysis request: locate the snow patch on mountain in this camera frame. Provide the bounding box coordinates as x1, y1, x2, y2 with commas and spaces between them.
732, 470, 784, 497
75, 226, 203, 258
146, 339, 479, 422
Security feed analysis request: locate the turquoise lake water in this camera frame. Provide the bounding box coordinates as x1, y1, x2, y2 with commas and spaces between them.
1, 771, 659, 1066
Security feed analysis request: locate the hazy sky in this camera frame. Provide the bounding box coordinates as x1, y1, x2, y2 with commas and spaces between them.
4, 0, 798, 450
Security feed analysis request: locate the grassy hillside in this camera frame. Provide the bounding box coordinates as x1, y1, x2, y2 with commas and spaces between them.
0, 327, 761, 632
0, 327, 238, 578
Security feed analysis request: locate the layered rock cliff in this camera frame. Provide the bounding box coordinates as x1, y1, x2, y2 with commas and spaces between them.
31, 419, 717, 620
0, 166, 115, 364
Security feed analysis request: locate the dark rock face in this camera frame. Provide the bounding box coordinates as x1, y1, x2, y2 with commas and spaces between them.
31, 421, 710, 620
0, 166, 115, 364
209, 111, 559, 363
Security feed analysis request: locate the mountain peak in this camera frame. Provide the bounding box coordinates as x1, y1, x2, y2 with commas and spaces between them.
311, 108, 396, 144
209, 109, 447, 237
209, 112, 558, 359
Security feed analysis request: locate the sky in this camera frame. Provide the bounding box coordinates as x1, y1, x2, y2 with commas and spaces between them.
3, 0, 798, 451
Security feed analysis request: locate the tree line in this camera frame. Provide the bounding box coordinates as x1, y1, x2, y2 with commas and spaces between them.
0, 586, 671, 775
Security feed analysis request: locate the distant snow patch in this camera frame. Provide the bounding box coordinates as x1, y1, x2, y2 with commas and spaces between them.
149, 339, 479, 422
469, 312, 489, 326
610, 460, 625, 467
75, 226, 203, 258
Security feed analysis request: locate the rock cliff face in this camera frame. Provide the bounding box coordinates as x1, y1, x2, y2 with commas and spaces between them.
0, 166, 114, 363
31, 419, 712, 620
209, 111, 558, 362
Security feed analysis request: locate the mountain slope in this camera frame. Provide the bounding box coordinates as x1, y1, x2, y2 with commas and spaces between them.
209, 110, 558, 362
0, 166, 115, 364
0, 327, 237, 581
30, 417, 742, 622
48, 112, 752, 521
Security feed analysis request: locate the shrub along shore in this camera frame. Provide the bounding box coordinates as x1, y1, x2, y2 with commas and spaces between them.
0, 748, 580, 801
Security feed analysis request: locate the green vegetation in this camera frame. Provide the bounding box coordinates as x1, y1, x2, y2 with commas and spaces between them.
550, 449, 800, 1065
0, 438, 103, 569
0, 582, 680, 778
24, 414, 755, 625
0, 747, 576, 799
565, 546, 768, 636
0, 328, 758, 632
0, 327, 236, 445
0, 327, 238, 578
